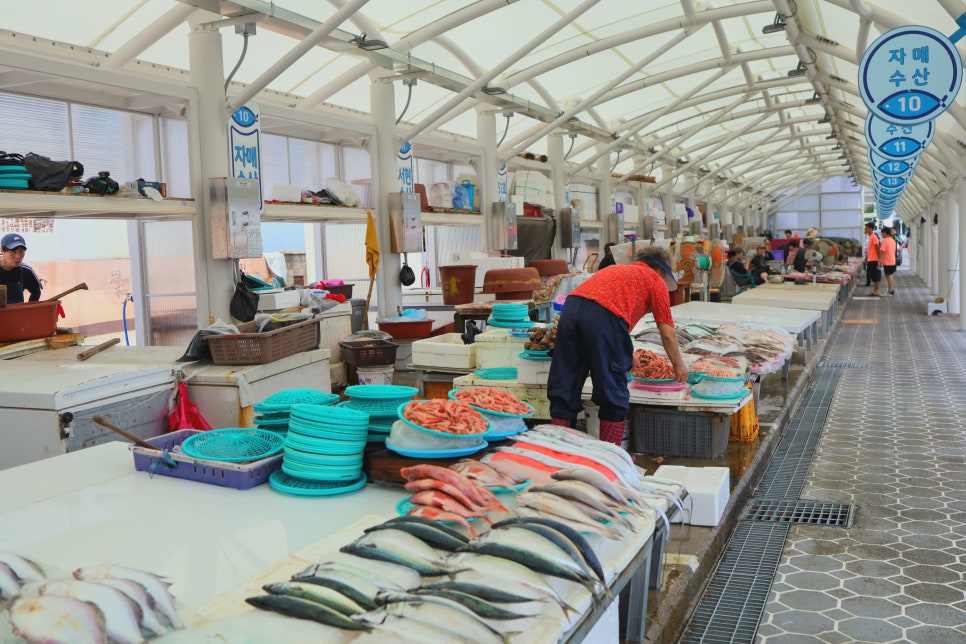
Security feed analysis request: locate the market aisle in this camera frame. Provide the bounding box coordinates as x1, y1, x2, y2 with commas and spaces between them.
756, 271, 966, 642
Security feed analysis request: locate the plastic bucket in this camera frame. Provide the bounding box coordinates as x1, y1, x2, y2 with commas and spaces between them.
439, 265, 477, 305
357, 366, 394, 386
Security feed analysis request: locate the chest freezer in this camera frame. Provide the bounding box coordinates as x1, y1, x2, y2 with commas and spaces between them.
0, 350, 180, 470
180, 348, 332, 429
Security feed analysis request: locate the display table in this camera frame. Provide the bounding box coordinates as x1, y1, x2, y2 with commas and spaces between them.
0, 441, 669, 642
732, 288, 838, 337
453, 299, 553, 333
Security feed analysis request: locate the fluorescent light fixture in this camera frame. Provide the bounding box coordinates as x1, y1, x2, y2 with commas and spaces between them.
352, 33, 388, 51
481, 85, 508, 95
762, 13, 787, 34
804, 91, 822, 105
788, 62, 808, 77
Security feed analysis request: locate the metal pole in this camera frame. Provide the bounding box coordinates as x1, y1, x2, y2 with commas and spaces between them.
477, 107, 499, 252
369, 70, 402, 318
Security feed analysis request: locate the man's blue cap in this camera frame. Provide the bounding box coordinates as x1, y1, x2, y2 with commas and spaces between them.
1, 233, 26, 251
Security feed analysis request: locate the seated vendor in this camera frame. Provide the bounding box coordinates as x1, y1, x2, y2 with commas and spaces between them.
748, 245, 778, 282
728, 247, 763, 287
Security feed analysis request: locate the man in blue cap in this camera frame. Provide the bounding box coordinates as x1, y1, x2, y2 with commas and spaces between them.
0, 233, 43, 303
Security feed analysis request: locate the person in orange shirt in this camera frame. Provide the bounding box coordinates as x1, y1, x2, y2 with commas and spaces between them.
880, 227, 897, 296
865, 222, 881, 296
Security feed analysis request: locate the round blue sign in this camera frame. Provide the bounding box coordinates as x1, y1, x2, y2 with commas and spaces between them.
859, 25, 962, 125
231, 106, 258, 128
869, 150, 916, 178
865, 113, 934, 160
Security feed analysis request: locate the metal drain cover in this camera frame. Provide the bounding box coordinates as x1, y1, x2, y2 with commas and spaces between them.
744, 499, 856, 527
819, 361, 869, 367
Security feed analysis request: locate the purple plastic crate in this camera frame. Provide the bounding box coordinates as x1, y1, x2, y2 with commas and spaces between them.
131, 429, 282, 490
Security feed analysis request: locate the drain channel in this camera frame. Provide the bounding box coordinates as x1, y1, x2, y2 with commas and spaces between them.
678, 367, 846, 644
819, 361, 870, 367
744, 499, 856, 527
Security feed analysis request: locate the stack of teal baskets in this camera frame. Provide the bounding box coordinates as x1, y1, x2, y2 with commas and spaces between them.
269, 403, 370, 496
486, 302, 533, 329
252, 389, 340, 435
337, 384, 418, 443
0, 166, 31, 190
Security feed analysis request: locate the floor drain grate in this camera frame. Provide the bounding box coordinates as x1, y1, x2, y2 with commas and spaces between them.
819, 361, 869, 367
679, 523, 789, 644
744, 499, 856, 527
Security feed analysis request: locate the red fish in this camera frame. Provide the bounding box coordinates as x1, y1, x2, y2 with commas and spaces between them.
407, 505, 477, 537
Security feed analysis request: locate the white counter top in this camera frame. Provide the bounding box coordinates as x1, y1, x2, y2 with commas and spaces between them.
733, 288, 837, 311
637, 301, 821, 335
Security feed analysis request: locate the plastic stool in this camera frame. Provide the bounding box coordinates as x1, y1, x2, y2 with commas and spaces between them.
927, 301, 947, 315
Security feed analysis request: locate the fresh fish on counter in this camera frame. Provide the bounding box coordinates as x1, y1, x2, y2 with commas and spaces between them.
400, 464, 506, 511
418, 581, 543, 605
0, 562, 22, 599
409, 490, 490, 523
296, 561, 406, 592
484, 524, 596, 584
514, 491, 622, 538
0, 552, 45, 585
290, 576, 379, 611
245, 594, 371, 631
552, 467, 634, 506
89, 577, 170, 637
74, 565, 182, 630
340, 529, 465, 577
368, 598, 513, 643
491, 517, 606, 584
405, 506, 479, 537
365, 518, 469, 551
448, 459, 523, 489
403, 479, 490, 514
9, 595, 106, 644
408, 588, 528, 620
529, 480, 635, 528
263, 581, 366, 616
354, 611, 470, 643
447, 553, 576, 617
23, 579, 145, 643
461, 529, 600, 594
378, 516, 470, 543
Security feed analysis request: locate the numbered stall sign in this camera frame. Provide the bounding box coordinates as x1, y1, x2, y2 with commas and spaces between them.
397, 142, 415, 193
865, 113, 934, 160
229, 102, 263, 206
859, 25, 962, 125
497, 163, 508, 203
869, 149, 918, 177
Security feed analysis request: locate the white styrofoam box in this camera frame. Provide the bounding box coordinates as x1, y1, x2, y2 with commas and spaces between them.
316, 302, 352, 361
272, 184, 303, 202
257, 289, 300, 310
511, 170, 551, 206
516, 355, 551, 385
568, 182, 598, 219
357, 366, 394, 385
412, 333, 476, 369
392, 338, 415, 372
330, 362, 348, 388
653, 465, 730, 527
623, 203, 640, 222
475, 329, 528, 369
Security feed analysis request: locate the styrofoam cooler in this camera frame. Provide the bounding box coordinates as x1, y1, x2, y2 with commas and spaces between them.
653, 465, 730, 526
412, 333, 476, 369
475, 329, 527, 369
516, 356, 551, 385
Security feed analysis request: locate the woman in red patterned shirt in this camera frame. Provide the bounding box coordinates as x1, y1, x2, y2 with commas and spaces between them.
548, 246, 688, 446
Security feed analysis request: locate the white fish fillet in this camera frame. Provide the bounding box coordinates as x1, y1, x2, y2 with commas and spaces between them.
74, 565, 182, 629
92, 577, 170, 637
0, 562, 21, 599
0, 551, 45, 584
10, 595, 106, 644
37, 580, 145, 643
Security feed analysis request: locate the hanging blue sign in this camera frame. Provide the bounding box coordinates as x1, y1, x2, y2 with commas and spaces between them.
865, 113, 933, 160
869, 150, 917, 178
397, 142, 414, 193
879, 175, 906, 188
229, 102, 263, 208
859, 25, 962, 125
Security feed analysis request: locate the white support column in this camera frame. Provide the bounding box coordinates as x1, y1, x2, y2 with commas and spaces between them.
939, 195, 952, 299
548, 133, 567, 261
477, 107, 499, 252
598, 147, 613, 245
930, 212, 939, 296
187, 19, 233, 325
370, 71, 402, 317
959, 180, 966, 331
946, 190, 960, 314
305, 223, 323, 283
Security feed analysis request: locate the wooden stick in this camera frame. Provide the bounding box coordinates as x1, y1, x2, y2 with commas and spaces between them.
92, 415, 160, 451
77, 338, 120, 361
45, 282, 88, 302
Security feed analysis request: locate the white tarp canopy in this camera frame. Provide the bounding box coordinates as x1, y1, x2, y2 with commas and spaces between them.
2, 0, 965, 222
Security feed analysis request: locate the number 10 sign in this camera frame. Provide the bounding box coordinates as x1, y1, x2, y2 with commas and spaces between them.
859, 25, 962, 125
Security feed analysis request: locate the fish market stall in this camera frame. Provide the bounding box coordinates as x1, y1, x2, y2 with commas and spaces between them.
732, 288, 839, 338
0, 421, 683, 643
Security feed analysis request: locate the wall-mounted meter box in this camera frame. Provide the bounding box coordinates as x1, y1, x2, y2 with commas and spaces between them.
690, 221, 702, 236
389, 192, 423, 253
669, 218, 682, 237
709, 222, 720, 240
606, 212, 624, 244
210, 177, 262, 259
641, 215, 656, 240
558, 207, 580, 248
492, 202, 518, 250
723, 224, 735, 241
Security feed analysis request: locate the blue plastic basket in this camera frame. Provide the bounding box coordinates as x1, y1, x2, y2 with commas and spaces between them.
474, 367, 517, 380
337, 399, 405, 418
180, 428, 285, 463
269, 470, 367, 496
630, 375, 675, 384
397, 401, 491, 438
263, 389, 341, 407
130, 430, 282, 490
345, 384, 419, 400
384, 438, 487, 459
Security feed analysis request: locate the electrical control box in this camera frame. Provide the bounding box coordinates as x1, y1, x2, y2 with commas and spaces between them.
210, 177, 262, 259
606, 211, 624, 245
558, 207, 580, 248
389, 192, 423, 253
641, 215, 656, 240
669, 218, 682, 237
709, 222, 720, 240
492, 201, 518, 250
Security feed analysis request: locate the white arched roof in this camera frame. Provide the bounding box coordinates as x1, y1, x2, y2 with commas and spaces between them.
2, 0, 964, 221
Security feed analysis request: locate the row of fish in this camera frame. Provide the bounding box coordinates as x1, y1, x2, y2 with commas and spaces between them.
242, 512, 609, 641
1, 551, 182, 644
399, 464, 508, 535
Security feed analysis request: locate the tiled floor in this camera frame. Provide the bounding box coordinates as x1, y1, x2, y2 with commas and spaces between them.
756, 270, 966, 643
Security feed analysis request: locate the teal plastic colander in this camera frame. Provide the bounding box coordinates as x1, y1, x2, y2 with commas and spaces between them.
290, 403, 370, 426
474, 367, 518, 380
262, 389, 341, 407
345, 384, 419, 400
180, 428, 284, 462
287, 419, 368, 442
337, 399, 404, 418
269, 471, 367, 496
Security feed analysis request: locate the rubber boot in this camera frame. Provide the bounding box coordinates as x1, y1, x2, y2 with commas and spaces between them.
551, 417, 572, 428
599, 419, 626, 446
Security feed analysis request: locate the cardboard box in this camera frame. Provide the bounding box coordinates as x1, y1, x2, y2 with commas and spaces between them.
653, 465, 730, 526
256, 289, 300, 310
